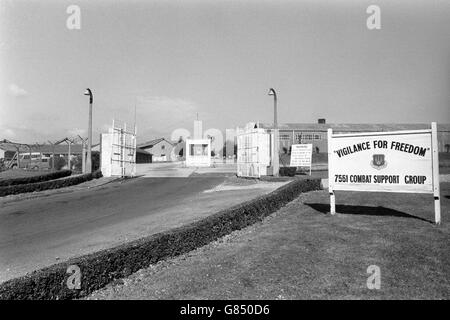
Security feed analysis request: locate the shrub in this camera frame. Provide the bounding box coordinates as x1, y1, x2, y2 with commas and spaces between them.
0, 170, 72, 187
0, 170, 103, 197
71, 155, 83, 173
0, 177, 320, 300
49, 157, 67, 171
69, 152, 100, 173
91, 152, 100, 172
280, 166, 297, 176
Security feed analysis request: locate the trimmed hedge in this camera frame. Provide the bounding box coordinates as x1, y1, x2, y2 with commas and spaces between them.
279, 167, 297, 177
0, 177, 321, 300
0, 170, 72, 187
0, 170, 103, 197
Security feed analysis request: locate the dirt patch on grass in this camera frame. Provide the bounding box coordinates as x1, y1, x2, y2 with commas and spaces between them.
203, 177, 289, 193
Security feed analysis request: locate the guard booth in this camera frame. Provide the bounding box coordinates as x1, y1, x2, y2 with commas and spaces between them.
185, 139, 211, 167
236, 123, 272, 178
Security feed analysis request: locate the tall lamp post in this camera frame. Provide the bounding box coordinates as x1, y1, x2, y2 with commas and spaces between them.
268, 88, 279, 176
78, 135, 87, 173
84, 88, 93, 173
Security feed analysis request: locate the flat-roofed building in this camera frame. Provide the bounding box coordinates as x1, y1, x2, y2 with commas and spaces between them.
255, 121, 450, 154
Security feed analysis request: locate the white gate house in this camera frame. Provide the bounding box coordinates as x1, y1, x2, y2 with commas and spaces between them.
236, 125, 271, 178
101, 120, 136, 177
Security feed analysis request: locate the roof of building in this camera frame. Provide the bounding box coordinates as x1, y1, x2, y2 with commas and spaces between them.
0, 143, 19, 152
1, 140, 151, 157
257, 123, 450, 132
138, 137, 174, 149
136, 148, 152, 155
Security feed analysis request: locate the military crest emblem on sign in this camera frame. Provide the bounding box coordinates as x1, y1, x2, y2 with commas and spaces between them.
371, 154, 387, 170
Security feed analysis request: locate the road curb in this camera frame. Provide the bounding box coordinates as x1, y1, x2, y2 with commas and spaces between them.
0, 176, 120, 204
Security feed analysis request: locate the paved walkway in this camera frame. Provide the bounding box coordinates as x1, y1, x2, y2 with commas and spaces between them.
137, 162, 328, 178
136, 162, 236, 178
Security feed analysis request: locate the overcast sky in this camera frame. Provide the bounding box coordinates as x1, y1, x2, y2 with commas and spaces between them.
0, 0, 449, 143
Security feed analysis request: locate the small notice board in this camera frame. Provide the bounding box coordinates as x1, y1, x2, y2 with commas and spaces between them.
290, 144, 313, 175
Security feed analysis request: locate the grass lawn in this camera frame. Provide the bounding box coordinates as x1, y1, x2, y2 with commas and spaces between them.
440, 153, 450, 174
440, 167, 450, 174
440, 152, 450, 161
87, 182, 450, 300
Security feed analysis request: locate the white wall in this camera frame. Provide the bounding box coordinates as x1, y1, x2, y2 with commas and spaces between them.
236, 127, 271, 177
101, 133, 113, 177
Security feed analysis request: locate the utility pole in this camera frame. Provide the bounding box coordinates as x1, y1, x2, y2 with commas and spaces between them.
84, 88, 93, 173
55, 137, 72, 170
78, 135, 87, 173
68, 139, 71, 170
48, 140, 56, 170
35, 143, 42, 163
63, 138, 75, 170
134, 98, 137, 133
268, 88, 279, 176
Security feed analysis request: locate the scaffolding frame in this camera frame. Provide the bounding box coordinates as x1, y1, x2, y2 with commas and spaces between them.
110, 119, 137, 177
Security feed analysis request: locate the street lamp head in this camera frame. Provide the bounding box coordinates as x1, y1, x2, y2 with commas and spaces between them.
84, 88, 93, 103
268, 88, 276, 96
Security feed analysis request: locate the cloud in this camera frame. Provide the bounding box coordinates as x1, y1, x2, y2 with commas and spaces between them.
0, 127, 16, 139
68, 128, 86, 137
137, 96, 197, 117
136, 96, 199, 136
7, 83, 28, 97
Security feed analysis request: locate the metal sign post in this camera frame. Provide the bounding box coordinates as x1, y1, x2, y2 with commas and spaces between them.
327, 129, 336, 215
431, 122, 441, 224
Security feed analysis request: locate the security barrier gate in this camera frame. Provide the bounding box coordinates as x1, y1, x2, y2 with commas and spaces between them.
101, 119, 136, 177
236, 126, 271, 178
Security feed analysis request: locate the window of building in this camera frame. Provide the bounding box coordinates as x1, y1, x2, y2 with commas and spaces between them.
294, 132, 322, 142
190, 144, 208, 156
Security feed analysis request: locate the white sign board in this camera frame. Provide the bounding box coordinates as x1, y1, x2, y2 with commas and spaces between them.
290, 144, 312, 167
328, 123, 441, 224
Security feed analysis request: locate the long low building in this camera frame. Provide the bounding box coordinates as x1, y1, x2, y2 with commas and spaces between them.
255, 121, 450, 154
138, 138, 174, 162
0, 142, 152, 164
0, 143, 98, 160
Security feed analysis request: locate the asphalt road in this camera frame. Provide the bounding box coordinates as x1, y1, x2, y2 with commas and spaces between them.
0, 176, 225, 283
